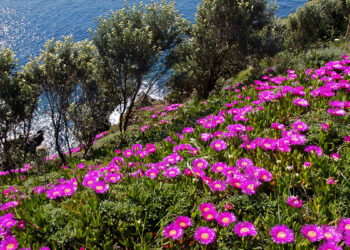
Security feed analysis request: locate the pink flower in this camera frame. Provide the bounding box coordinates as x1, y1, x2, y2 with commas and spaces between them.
199, 203, 216, 213
293, 98, 309, 107
163, 167, 181, 179
163, 223, 184, 240
210, 140, 227, 151
209, 180, 227, 192
192, 158, 209, 169
123, 149, 134, 158
194, 227, 216, 245
287, 196, 303, 208
234, 221, 257, 237
321, 123, 330, 131
174, 216, 192, 229
327, 177, 336, 185
338, 218, 350, 232
91, 181, 109, 193
292, 121, 308, 132
216, 212, 236, 227
270, 225, 295, 244
0, 235, 18, 250
318, 241, 342, 250
301, 224, 324, 242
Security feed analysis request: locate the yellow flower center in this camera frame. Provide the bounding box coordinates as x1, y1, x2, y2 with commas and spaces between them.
169, 230, 177, 236
215, 143, 221, 148
240, 227, 250, 233
247, 184, 254, 190
150, 173, 155, 177
6, 243, 15, 250
169, 171, 175, 175
277, 231, 286, 239
197, 162, 203, 167
242, 162, 247, 165
265, 143, 271, 147
53, 191, 60, 196
201, 233, 209, 239
234, 182, 241, 187
261, 175, 267, 180
222, 217, 230, 223
217, 167, 223, 171
111, 177, 116, 180
206, 214, 214, 219
96, 186, 103, 191
214, 184, 222, 188
307, 231, 316, 238
345, 224, 350, 230
179, 222, 186, 227
64, 188, 71, 193
324, 232, 333, 239
203, 207, 210, 212
297, 125, 303, 129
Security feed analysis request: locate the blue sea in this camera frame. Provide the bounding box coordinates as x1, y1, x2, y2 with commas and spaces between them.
1, 0, 307, 66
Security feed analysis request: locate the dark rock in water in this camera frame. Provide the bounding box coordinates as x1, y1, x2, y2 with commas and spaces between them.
25, 130, 44, 154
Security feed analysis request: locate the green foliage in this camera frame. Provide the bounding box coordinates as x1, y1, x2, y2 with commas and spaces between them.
284, 0, 348, 50
169, 0, 282, 99
92, 0, 188, 132
0, 47, 41, 170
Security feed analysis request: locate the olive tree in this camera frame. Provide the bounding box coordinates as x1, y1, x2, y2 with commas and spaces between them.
0, 47, 41, 170
92, 0, 188, 132
169, 0, 282, 99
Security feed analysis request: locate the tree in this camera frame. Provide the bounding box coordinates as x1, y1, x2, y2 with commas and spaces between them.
68, 40, 112, 157
169, 0, 282, 99
92, 0, 188, 132
35, 36, 81, 164
0, 47, 41, 170
284, 0, 348, 50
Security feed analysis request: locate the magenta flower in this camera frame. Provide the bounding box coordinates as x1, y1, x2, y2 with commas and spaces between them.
46, 186, 62, 200
202, 210, 218, 221
327, 177, 336, 185
182, 127, 194, 134
191, 167, 205, 178
163, 167, 181, 179
199, 203, 216, 213
163, 223, 184, 240
292, 121, 308, 132
60, 183, 76, 197
200, 133, 213, 142
210, 139, 227, 151
211, 162, 227, 173
91, 181, 109, 193
293, 98, 309, 107
105, 173, 122, 183
305, 145, 323, 157
234, 221, 258, 237
192, 158, 209, 169
286, 196, 303, 208
216, 212, 236, 227
328, 108, 346, 116
321, 123, 330, 131
270, 225, 294, 244
241, 179, 259, 195
145, 168, 159, 179
194, 227, 216, 245
236, 158, 254, 169
344, 231, 350, 247
338, 218, 350, 232
0, 213, 16, 229
318, 241, 342, 250
0, 235, 18, 250
123, 149, 134, 158
301, 224, 324, 242
209, 180, 227, 192
174, 216, 192, 229
271, 123, 285, 130
322, 225, 343, 242
331, 153, 340, 161
257, 168, 273, 182
344, 136, 350, 143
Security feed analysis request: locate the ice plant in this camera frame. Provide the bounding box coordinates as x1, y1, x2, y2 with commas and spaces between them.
293, 98, 309, 107
234, 221, 257, 237
0, 235, 18, 250
163, 223, 184, 240
270, 225, 295, 244
91, 181, 109, 193
174, 216, 192, 229
163, 167, 181, 179
322, 225, 343, 243
210, 139, 227, 151
209, 180, 227, 192
301, 224, 324, 242
318, 241, 342, 250
286, 196, 303, 208
338, 218, 350, 232
199, 203, 216, 213
194, 227, 216, 245
216, 212, 236, 227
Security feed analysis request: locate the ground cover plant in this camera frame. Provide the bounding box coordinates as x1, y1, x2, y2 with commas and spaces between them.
1, 55, 350, 249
